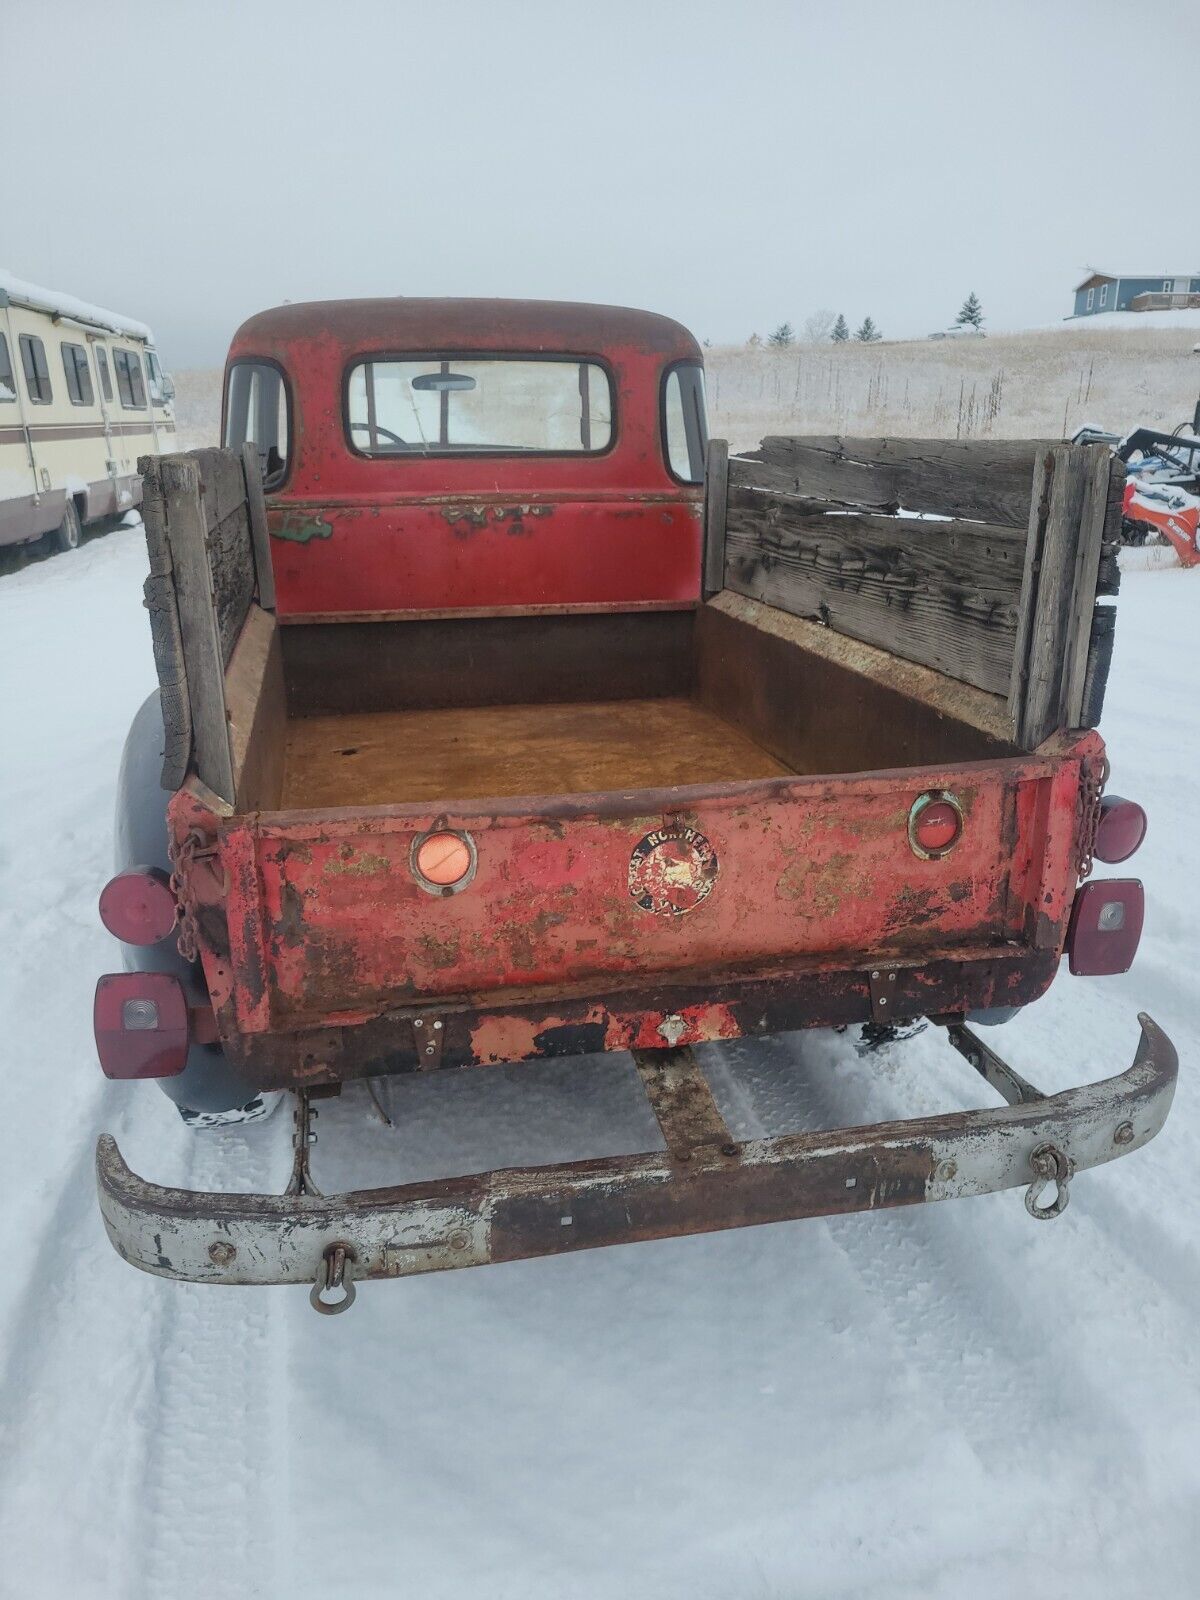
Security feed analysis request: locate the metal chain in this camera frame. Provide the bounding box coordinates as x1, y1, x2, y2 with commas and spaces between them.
1076, 756, 1110, 880
167, 828, 207, 963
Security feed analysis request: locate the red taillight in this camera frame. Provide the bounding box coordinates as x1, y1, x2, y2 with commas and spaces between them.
99, 867, 179, 946
94, 973, 190, 1079
1066, 879, 1145, 976
1094, 796, 1148, 864
908, 792, 963, 859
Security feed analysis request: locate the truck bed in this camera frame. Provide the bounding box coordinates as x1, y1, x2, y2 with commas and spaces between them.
228, 597, 1022, 819
282, 697, 792, 808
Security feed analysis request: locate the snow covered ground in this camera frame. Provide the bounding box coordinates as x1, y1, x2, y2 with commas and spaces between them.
1, 524, 1198, 1599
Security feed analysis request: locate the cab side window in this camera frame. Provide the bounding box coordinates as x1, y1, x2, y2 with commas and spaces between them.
61, 342, 95, 406
224, 361, 290, 489
19, 333, 53, 404
114, 348, 147, 408
661, 362, 708, 483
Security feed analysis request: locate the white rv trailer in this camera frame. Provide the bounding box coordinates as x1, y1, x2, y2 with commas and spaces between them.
0, 269, 175, 552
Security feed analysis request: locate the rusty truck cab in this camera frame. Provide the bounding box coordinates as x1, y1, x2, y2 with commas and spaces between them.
222, 298, 708, 618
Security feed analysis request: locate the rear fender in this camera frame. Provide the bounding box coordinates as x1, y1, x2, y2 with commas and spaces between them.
113, 692, 250, 1113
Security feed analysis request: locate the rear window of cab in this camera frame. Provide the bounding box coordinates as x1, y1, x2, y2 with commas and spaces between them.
344, 356, 614, 457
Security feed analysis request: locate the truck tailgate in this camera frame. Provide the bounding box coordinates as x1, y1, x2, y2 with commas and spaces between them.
216, 749, 1083, 1035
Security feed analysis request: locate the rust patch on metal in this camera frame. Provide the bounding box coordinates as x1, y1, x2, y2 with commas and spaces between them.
441, 503, 555, 539
323, 850, 391, 877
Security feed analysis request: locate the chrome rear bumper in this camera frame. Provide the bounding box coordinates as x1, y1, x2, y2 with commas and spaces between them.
97, 1015, 1177, 1313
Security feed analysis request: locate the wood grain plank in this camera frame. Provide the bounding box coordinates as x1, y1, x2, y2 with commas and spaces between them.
157, 456, 235, 801
1006, 445, 1054, 736
226, 605, 286, 811
1063, 447, 1119, 727
242, 441, 276, 610
722, 482, 1025, 694
743, 436, 1048, 528
138, 456, 193, 789
1011, 445, 1092, 748
191, 446, 247, 530
281, 697, 790, 809
703, 437, 729, 597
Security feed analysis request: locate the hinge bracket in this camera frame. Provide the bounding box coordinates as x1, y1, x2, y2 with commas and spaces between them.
867, 964, 903, 1024
411, 1014, 446, 1069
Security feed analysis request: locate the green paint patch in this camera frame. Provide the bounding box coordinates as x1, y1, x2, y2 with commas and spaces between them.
273, 512, 333, 544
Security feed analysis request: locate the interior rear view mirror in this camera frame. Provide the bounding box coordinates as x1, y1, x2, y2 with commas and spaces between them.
411, 372, 476, 393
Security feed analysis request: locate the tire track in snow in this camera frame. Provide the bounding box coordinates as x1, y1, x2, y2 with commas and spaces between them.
127, 1115, 292, 1600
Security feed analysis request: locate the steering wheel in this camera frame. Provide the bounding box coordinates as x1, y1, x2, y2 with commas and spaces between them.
349, 421, 409, 447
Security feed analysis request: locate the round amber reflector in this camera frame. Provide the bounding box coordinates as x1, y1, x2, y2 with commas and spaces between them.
909, 793, 963, 858
414, 832, 473, 888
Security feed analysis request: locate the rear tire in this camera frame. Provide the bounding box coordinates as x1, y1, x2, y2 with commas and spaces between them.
51, 500, 82, 553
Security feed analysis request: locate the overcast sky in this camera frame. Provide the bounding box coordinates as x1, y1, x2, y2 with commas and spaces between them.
4, 0, 1196, 367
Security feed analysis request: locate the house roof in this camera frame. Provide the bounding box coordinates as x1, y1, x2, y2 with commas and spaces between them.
1075, 271, 1198, 292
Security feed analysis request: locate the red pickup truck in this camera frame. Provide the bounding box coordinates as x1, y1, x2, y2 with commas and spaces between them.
94, 298, 1175, 1313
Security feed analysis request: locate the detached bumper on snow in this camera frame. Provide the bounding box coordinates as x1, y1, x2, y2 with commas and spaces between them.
96, 1015, 1177, 1314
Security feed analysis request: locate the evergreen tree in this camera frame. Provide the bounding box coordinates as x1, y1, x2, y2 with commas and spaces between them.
746, 332, 762, 348
768, 322, 795, 347
855, 316, 882, 342
831, 313, 849, 343
955, 292, 984, 328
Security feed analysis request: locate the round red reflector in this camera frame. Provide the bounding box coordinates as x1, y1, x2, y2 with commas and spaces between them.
99, 867, 179, 945
909, 793, 963, 858
1094, 796, 1147, 864
414, 832, 474, 888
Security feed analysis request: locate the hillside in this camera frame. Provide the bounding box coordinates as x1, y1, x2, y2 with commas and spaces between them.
706, 324, 1199, 450
173, 323, 1199, 454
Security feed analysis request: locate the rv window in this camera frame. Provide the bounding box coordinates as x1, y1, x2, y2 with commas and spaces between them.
145, 350, 166, 404
61, 343, 95, 407
224, 361, 290, 488
19, 334, 53, 404
114, 348, 147, 409
661, 362, 708, 484
94, 346, 114, 403
0, 336, 15, 402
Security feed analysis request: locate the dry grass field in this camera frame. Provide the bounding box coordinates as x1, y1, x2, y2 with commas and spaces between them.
172, 323, 1200, 453
706, 325, 1200, 450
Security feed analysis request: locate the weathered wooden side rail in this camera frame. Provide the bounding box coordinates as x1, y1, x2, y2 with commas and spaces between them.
704, 434, 1123, 750
140, 444, 274, 800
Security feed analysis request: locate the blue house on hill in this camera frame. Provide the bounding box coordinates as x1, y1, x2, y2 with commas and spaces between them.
1072, 270, 1200, 317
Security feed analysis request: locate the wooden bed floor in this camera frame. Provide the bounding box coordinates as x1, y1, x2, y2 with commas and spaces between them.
281, 697, 792, 808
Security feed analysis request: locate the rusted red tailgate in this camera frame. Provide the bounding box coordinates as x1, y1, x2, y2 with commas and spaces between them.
213, 745, 1087, 1038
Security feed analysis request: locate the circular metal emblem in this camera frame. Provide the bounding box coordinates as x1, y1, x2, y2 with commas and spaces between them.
628, 826, 718, 916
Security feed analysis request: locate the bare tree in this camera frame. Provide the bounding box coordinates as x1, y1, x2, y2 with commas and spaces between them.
802, 309, 837, 344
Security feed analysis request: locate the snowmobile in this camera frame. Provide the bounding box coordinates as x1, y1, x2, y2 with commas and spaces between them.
1074, 392, 1200, 567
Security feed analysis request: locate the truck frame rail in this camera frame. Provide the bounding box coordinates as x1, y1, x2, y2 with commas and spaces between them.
97, 1015, 1176, 1314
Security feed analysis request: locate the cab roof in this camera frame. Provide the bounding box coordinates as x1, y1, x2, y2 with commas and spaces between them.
230, 297, 702, 362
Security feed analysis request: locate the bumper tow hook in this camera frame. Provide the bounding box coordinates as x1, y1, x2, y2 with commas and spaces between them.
311, 1242, 357, 1314
1025, 1142, 1073, 1219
